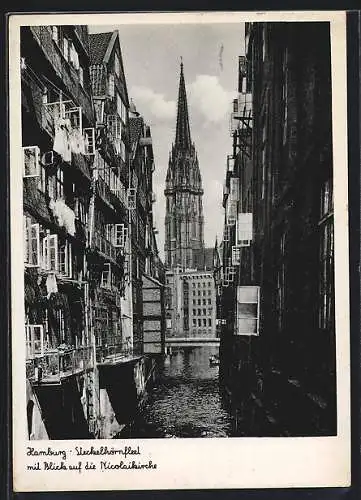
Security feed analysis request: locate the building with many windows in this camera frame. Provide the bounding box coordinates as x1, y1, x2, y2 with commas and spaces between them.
22, 25, 164, 440
165, 268, 216, 338
218, 22, 336, 436
22, 25, 97, 439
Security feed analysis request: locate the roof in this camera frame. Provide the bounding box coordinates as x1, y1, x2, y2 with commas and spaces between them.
175, 62, 192, 150
88, 31, 114, 64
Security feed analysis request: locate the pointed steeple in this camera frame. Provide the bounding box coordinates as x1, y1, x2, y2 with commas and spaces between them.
175, 60, 192, 151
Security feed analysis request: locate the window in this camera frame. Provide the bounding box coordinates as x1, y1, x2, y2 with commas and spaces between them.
198, 319, 201, 327
83, 128, 95, 155
198, 308, 201, 315
114, 224, 127, 248
319, 178, 334, 330
127, 188, 136, 209
43, 234, 58, 272
193, 319, 197, 327
23, 146, 40, 178
235, 286, 260, 336
193, 309, 196, 316
75, 198, 88, 225
101, 263, 112, 289
203, 309, 206, 316
198, 299, 201, 305
23, 217, 40, 267
107, 114, 121, 140
208, 318, 212, 327
203, 319, 207, 327
237, 213, 253, 244
58, 239, 73, 277
48, 168, 64, 200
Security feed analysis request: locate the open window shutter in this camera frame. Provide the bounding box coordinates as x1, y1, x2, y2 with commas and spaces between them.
83, 128, 95, 155
23, 146, 40, 178
114, 224, 127, 247
48, 234, 58, 271
30, 224, 40, 266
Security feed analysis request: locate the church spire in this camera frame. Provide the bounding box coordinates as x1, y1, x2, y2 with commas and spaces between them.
175, 60, 192, 151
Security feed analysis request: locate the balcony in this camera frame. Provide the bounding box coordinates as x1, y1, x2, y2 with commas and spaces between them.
29, 26, 94, 125
26, 345, 94, 385
93, 230, 116, 261
96, 344, 138, 366
96, 176, 113, 208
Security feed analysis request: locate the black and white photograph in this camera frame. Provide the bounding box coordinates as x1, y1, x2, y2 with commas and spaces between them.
10, 11, 350, 491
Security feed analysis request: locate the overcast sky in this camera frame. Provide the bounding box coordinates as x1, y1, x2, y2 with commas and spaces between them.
89, 22, 245, 259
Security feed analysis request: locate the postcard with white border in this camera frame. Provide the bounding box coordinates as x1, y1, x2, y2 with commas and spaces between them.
9, 10, 351, 491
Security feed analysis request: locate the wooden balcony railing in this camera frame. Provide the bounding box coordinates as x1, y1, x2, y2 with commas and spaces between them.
93, 230, 116, 261
30, 26, 94, 125
96, 344, 135, 365
26, 345, 94, 383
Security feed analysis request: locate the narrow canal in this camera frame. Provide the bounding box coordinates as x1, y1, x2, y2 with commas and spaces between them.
127, 346, 234, 438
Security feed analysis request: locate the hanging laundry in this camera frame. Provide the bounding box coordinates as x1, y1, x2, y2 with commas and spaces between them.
69, 127, 85, 154
63, 204, 76, 236
53, 116, 72, 163
53, 118, 67, 158
46, 273, 58, 298
49, 198, 76, 236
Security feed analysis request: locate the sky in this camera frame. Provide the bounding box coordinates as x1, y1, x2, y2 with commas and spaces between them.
89, 22, 245, 259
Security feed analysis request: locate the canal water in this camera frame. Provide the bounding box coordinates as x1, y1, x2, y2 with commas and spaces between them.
127, 346, 233, 438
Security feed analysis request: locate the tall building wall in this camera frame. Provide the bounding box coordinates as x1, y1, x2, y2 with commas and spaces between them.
219, 22, 336, 436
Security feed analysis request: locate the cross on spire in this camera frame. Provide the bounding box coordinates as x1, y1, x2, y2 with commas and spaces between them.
175, 60, 192, 151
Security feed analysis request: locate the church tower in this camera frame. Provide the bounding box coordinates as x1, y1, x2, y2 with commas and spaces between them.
164, 61, 204, 269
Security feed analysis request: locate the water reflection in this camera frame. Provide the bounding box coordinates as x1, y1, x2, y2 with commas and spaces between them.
128, 346, 233, 438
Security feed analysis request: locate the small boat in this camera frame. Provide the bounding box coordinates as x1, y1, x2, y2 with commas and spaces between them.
209, 355, 220, 366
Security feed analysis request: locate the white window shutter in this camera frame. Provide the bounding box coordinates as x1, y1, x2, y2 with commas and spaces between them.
23, 146, 40, 178
83, 128, 95, 155
127, 188, 136, 210
48, 234, 58, 271
30, 223, 40, 266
